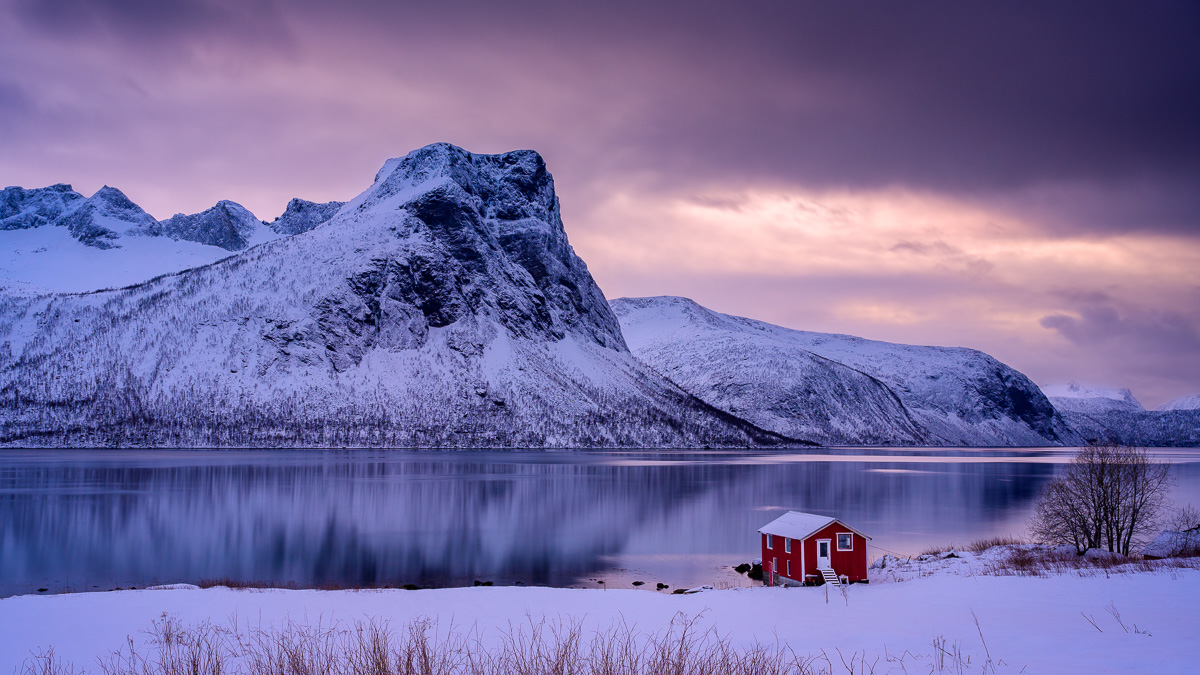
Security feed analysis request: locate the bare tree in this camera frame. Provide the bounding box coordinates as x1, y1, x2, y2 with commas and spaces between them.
1029, 443, 1172, 555
1162, 504, 1200, 556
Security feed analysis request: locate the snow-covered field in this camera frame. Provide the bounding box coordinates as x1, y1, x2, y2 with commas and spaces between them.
3, 553, 1197, 674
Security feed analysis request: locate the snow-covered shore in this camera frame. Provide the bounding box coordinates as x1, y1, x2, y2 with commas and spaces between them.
3, 557, 1198, 674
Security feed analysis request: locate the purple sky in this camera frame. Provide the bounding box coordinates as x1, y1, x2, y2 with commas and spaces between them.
2, 1, 1198, 406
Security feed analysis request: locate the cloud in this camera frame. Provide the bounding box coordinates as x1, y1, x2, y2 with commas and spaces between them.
1041, 304, 1200, 357
3, 1, 1198, 231
13, 0, 295, 58
0, 1, 1198, 404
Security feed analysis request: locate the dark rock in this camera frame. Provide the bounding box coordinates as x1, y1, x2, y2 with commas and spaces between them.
158, 200, 260, 250
267, 198, 345, 235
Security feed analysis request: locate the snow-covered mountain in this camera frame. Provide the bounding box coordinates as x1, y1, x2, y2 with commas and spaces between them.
612, 296, 1079, 447
1158, 393, 1200, 412
1039, 383, 1200, 446
0, 184, 285, 294
1040, 382, 1145, 414
267, 198, 346, 236
2, 184, 158, 249
0, 144, 785, 448
154, 200, 278, 251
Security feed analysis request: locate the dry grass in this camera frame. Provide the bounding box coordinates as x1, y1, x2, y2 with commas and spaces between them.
16, 611, 995, 675
966, 536, 1025, 553
916, 535, 1027, 558
196, 579, 407, 592
984, 548, 1200, 578
916, 544, 956, 557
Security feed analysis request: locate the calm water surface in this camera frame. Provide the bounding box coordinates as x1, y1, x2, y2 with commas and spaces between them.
2, 448, 1199, 597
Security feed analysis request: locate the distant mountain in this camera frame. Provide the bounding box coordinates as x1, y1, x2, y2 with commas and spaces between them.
1041, 382, 1145, 414
155, 200, 276, 251
267, 198, 346, 236
612, 296, 1079, 447
1041, 382, 1200, 446
1, 184, 84, 230
0, 144, 785, 448
1, 184, 156, 249
1158, 394, 1200, 412
0, 185, 280, 294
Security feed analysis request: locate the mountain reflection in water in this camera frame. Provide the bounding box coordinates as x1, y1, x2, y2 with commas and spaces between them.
2, 449, 1198, 597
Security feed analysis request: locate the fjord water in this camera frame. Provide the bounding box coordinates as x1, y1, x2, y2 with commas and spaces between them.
2, 449, 1199, 597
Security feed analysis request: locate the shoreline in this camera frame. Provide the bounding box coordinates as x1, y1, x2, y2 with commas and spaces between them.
4, 553, 1198, 673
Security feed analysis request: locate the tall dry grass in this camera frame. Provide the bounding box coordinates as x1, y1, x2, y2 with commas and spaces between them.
38, 613, 824, 675
17, 611, 1019, 675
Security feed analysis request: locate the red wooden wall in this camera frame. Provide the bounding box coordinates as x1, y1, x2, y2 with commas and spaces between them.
760, 520, 868, 584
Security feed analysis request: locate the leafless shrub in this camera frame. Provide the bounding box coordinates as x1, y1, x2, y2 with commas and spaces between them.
21, 648, 85, 675
1160, 504, 1200, 557
100, 614, 231, 675
1029, 443, 1172, 555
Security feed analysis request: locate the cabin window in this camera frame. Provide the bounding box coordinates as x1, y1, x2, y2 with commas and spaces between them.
837, 533, 853, 551
784, 538, 791, 553
786, 560, 792, 576
766, 534, 773, 549
772, 557, 778, 574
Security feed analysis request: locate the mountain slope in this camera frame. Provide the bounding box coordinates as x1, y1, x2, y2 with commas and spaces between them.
0, 144, 787, 448
613, 296, 1079, 447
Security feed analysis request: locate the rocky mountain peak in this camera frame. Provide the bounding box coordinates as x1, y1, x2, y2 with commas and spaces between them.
267, 198, 346, 236
54, 186, 159, 248
158, 200, 262, 251
1042, 382, 1144, 411
1, 184, 85, 230
343, 143, 625, 352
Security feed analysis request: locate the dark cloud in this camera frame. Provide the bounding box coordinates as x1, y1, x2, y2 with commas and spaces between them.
1040, 303, 1200, 379
5, 1, 1198, 233
1, 1, 1198, 401
13, 0, 294, 58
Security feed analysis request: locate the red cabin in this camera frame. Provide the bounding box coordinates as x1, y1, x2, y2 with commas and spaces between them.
758, 511, 870, 586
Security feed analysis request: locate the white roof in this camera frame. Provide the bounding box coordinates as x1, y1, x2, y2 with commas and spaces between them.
1143, 529, 1199, 558
758, 510, 870, 541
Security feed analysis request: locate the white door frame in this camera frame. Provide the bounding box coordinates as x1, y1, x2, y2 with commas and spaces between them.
817, 538, 832, 569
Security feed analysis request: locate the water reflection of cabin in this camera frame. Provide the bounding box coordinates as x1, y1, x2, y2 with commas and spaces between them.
759, 511, 870, 586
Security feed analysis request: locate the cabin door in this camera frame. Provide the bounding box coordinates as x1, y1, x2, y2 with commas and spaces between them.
817, 539, 831, 569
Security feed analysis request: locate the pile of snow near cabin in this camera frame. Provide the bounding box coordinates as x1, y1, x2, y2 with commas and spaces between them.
1042, 382, 1200, 447
2, 544, 1198, 674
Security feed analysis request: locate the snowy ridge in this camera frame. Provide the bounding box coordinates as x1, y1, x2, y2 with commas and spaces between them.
0, 184, 285, 294
613, 296, 1079, 447
266, 198, 346, 236
0, 144, 784, 448
155, 200, 278, 251
1039, 382, 1200, 446
1041, 381, 1144, 413
1158, 393, 1200, 412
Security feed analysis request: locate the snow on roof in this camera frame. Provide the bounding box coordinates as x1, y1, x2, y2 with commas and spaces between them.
1143, 529, 1200, 558
758, 510, 870, 541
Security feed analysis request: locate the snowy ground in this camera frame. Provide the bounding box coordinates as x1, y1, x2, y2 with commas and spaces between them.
2, 551, 1197, 674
